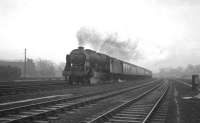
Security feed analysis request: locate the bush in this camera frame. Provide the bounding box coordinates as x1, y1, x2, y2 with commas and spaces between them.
0, 66, 21, 80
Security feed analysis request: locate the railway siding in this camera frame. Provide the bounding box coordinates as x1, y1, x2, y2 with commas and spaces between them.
0, 79, 159, 123
86, 80, 169, 123
168, 79, 200, 123
57, 81, 162, 123
0, 79, 154, 103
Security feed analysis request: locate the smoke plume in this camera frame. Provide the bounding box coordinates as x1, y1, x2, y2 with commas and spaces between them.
76, 27, 140, 61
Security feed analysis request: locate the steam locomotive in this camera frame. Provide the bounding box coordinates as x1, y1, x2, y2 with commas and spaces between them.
63, 47, 152, 85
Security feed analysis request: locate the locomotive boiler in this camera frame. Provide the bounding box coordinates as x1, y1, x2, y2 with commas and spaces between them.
63, 47, 152, 85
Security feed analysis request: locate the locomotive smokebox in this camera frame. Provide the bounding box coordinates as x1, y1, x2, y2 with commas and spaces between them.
78, 46, 84, 50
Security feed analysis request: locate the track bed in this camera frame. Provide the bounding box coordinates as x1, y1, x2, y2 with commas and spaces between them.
0, 79, 159, 123
0, 79, 153, 103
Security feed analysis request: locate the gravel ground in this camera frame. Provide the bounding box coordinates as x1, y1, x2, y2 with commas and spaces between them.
165, 81, 177, 123
0, 79, 154, 103
166, 80, 200, 123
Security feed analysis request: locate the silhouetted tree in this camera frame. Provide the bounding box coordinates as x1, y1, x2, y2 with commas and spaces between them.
158, 64, 200, 78
35, 59, 56, 77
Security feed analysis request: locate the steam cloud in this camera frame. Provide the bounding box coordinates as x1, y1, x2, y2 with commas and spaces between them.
76, 27, 140, 61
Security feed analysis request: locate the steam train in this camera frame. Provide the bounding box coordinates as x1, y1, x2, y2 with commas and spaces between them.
63, 47, 152, 85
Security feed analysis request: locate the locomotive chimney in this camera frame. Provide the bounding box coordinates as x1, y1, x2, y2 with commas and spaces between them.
78, 46, 84, 50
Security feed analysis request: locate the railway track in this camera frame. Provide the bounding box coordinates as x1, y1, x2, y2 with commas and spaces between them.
86, 80, 169, 123
0, 80, 68, 96
0, 80, 160, 123
0, 79, 154, 98
0, 79, 155, 104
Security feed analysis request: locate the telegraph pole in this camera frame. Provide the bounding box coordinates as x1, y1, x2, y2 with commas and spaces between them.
24, 48, 27, 78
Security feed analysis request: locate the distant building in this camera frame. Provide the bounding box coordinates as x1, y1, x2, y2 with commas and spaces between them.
0, 59, 37, 77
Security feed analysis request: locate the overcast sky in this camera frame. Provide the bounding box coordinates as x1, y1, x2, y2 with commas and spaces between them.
0, 0, 200, 72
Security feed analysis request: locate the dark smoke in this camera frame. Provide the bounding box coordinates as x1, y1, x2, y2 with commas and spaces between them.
76, 27, 102, 48
99, 34, 140, 61
76, 27, 140, 61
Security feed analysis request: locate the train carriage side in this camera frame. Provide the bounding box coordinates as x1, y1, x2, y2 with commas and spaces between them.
146, 69, 152, 78
137, 66, 152, 78
136, 66, 145, 78
122, 62, 138, 80
122, 62, 152, 79
109, 58, 123, 80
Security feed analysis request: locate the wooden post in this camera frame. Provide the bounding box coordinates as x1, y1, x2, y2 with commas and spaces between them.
192, 74, 199, 90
